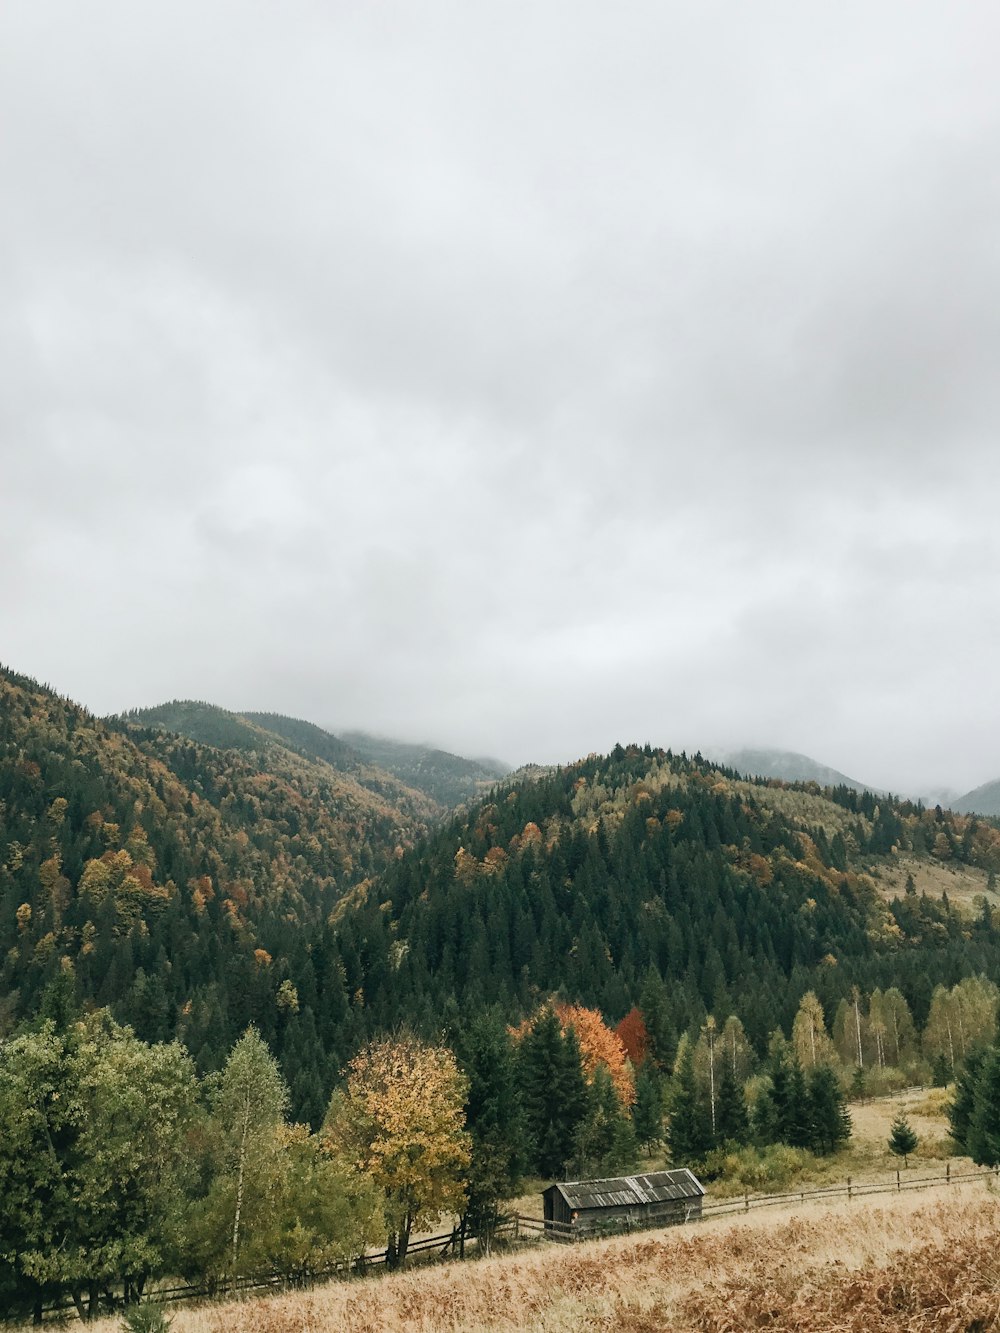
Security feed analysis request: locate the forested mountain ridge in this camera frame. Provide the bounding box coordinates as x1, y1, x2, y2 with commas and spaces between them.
0, 668, 437, 1091
123, 701, 442, 823
329, 745, 1000, 1056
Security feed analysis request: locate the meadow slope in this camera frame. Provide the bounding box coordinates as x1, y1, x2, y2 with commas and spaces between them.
83, 1183, 1000, 1333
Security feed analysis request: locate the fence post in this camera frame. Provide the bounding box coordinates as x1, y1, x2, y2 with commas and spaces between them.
847, 1176, 852, 1201
744, 1191, 749, 1214
896, 1169, 900, 1193
947, 1162, 951, 1186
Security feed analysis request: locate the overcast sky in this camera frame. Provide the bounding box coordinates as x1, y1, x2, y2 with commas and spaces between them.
3, 2, 999, 796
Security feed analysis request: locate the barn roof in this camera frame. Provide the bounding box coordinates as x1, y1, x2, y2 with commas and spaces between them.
544, 1169, 705, 1211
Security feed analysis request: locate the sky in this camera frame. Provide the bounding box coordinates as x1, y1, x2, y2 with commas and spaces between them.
2, 2, 999, 797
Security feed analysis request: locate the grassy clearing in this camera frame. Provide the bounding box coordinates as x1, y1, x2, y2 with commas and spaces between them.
868, 852, 998, 910
82, 1183, 1000, 1333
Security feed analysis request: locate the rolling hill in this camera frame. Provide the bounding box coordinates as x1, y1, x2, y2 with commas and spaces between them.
337, 729, 509, 808
709, 747, 873, 793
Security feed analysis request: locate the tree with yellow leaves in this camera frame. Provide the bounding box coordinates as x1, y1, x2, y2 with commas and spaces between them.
324, 1034, 471, 1267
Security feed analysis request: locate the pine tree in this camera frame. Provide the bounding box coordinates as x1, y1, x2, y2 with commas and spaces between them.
807, 1064, 852, 1155
715, 1065, 749, 1144
632, 1064, 665, 1157
966, 1047, 1000, 1167
887, 1113, 918, 1167
667, 1038, 712, 1163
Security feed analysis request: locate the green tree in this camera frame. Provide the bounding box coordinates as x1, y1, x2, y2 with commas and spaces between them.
966, 1047, 1000, 1167
715, 1065, 749, 1144
632, 1064, 665, 1156
0, 1016, 199, 1321
454, 1010, 523, 1255
574, 1066, 638, 1176
947, 1048, 986, 1151
667, 1037, 712, 1163
887, 1113, 918, 1167
212, 1027, 289, 1276
517, 1009, 589, 1178
806, 1064, 851, 1155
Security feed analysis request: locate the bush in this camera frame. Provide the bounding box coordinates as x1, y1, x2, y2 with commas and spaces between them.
699, 1143, 815, 1193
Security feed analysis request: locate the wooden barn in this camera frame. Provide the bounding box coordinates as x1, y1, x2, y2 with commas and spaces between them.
542, 1169, 705, 1237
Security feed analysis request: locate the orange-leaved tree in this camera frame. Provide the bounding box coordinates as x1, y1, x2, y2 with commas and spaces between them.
615, 1007, 650, 1069
554, 1003, 635, 1108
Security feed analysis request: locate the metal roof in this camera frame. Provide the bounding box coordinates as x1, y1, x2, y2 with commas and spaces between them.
545, 1169, 705, 1211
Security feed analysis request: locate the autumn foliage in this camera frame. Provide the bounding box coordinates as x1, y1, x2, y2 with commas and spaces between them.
553, 1003, 635, 1108
615, 1007, 650, 1068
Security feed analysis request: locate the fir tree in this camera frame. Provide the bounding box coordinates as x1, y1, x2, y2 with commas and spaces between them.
667, 1039, 712, 1163
887, 1113, 918, 1167
715, 1065, 749, 1144
805, 1064, 851, 1154
632, 1064, 665, 1157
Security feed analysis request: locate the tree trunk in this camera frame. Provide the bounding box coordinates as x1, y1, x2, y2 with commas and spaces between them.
232, 1088, 251, 1274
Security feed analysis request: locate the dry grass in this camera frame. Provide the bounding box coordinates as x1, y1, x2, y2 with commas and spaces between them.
80, 1181, 1000, 1333
870, 853, 998, 911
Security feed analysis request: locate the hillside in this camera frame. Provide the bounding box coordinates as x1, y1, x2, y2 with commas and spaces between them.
0, 669, 437, 1116
126, 701, 442, 822
7, 672, 1000, 1128
326, 745, 1000, 1050
338, 729, 509, 808
953, 776, 1000, 817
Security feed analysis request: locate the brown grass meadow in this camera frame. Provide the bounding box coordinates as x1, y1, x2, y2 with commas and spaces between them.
82, 1177, 1000, 1333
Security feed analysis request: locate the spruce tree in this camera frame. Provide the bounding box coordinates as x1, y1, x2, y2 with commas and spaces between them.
518, 1009, 588, 1178
715, 1065, 749, 1144
887, 1113, 918, 1167
807, 1064, 852, 1155
632, 1064, 665, 1156
454, 1009, 524, 1252
948, 1048, 986, 1151
667, 1039, 712, 1163
967, 1048, 1000, 1167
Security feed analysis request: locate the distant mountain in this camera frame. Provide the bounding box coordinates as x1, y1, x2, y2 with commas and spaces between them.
710, 747, 873, 793
953, 779, 1000, 818
337, 730, 509, 809
122, 701, 441, 824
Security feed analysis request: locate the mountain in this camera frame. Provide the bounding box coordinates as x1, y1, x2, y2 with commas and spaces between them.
125, 701, 440, 822
325, 743, 1000, 1055
710, 747, 873, 793
0, 670, 439, 1109
953, 779, 1000, 818
337, 729, 509, 809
